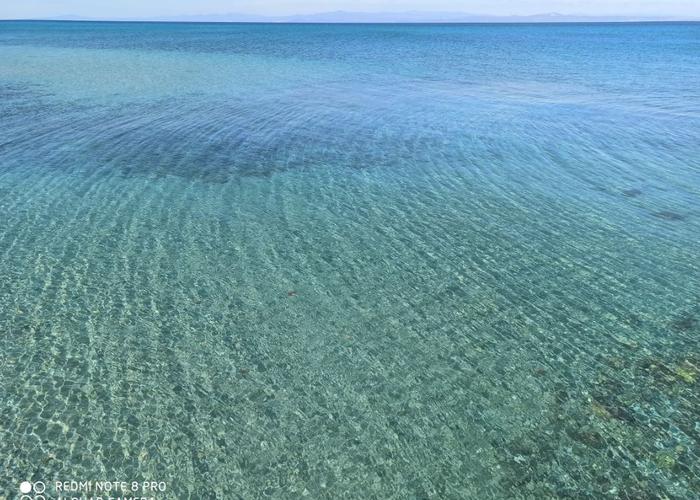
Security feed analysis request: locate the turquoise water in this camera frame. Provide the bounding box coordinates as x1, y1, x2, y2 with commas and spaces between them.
0, 20, 699, 499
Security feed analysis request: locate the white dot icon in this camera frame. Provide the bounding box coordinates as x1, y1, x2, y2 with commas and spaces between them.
19, 481, 32, 493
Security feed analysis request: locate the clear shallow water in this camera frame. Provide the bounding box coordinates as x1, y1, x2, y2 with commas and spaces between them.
0, 20, 699, 499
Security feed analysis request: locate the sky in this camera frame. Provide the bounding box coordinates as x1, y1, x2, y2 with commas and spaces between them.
1, 1, 699, 20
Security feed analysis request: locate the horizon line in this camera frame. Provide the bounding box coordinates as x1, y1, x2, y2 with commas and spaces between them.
2, 10, 699, 24
3, 19, 700, 25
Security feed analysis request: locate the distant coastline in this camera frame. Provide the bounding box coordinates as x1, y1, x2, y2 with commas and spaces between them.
2, 11, 699, 24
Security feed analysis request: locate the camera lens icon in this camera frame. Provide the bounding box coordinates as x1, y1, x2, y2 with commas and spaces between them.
19, 480, 45, 499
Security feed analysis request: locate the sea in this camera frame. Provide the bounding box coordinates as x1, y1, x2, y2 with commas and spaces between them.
0, 21, 699, 499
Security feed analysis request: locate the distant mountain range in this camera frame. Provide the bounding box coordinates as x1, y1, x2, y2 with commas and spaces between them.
26, 11, 699, 23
